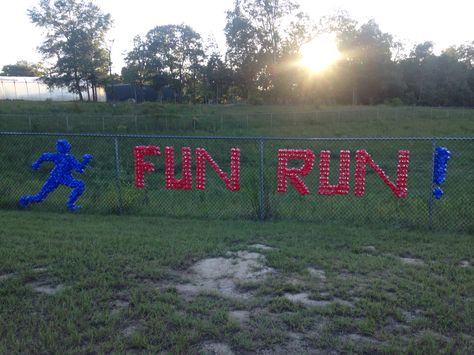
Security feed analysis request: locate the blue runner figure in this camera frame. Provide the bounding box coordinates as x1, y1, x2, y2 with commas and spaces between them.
20, 139, 92, 211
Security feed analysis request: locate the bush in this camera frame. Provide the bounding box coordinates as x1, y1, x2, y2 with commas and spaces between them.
384, 97, 404, 106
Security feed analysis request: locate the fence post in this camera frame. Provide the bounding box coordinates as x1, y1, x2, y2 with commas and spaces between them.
114, 137, 124, 214
259, 139, 266, 221
102, 116, 105, 132
270, 113, 273, 130
66, 115, 70, 131
427, 138, 437, 229
134, 115, 138, 131
28, 115, 32, 131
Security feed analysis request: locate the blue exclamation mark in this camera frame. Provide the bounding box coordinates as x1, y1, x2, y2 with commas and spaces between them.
432, 147, 451, 199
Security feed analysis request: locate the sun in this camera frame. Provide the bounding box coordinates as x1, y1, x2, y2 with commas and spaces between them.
299, 34, 341, 73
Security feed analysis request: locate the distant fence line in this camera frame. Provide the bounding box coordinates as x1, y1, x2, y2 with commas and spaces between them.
0, 131, 473, 232
0, 106, 473, 133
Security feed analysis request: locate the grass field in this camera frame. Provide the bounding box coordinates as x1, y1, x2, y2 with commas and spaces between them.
0, 101, 473, 353
1, 101, 474, 137
0, 210, 473, 353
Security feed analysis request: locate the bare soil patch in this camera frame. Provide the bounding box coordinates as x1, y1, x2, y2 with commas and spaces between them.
284, 292, 354, 308
307, 267, 326, 281
362, 245, 377, 253
249, 244, 277, 251
401, 309, 424, 322
340, 333, 386, 346
175, 251, 274, 299
399, 257, 426, 266
122, 320, 144, 337
110, 299, 130, 315
0, 272, 16, 282
27, 279, 65, 295
200, 342, 234, 355
26, 268, 65, 295
228, 310, 250, 325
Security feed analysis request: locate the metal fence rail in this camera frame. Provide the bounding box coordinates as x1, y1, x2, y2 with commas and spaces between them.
1, 132, 473, 232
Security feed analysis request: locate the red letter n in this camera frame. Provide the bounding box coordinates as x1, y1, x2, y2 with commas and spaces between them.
354, 149, 410, 198
277, 149, 316, 196
134, 146, 160, 188
195, 148, 241, 191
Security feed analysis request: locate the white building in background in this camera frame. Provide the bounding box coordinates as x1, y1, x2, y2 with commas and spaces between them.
0, 76, 106, 101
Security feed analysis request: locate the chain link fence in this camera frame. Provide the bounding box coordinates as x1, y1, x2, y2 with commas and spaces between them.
0, 132, 472, 232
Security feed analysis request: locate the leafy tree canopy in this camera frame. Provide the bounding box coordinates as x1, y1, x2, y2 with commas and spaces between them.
28, 0, 112, 101
0, 61, 44, 77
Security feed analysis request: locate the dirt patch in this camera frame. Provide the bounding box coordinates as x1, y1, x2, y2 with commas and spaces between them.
402, 309, 424, 322
259, 331, 329, 355
284, 293, 354, 308
416, 330, 450, 343
110, 299, 130, 315
31, 267, 48, 273
307, 267, 326, 281
249, 244, 276, 251
200, 342, 234, 355
0, 272, 16, 282
229, 310, 250, 325
122, 320, 144, 337
27, 280, 65, 295
176, 251, 274, 299
341, 333, 385, 345
384, 318, 411, 334
362, 245, 377, 253
337, 271, 360, 280
460, 333, 474, 345
26, 270, 65, 295
399, 257, 425, 266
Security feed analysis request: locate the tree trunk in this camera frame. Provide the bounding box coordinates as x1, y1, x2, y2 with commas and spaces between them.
74, 69, 83, 101
86, 82, 91, 101
92, 84, 97, 102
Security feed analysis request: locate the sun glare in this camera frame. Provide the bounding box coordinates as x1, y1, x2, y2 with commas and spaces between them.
299, 34, 341, 73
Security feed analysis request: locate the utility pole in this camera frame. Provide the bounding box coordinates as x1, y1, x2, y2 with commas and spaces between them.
108, 39, 115, 76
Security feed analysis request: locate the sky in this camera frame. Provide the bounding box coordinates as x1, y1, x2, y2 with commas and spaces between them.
0, 0, 472, 74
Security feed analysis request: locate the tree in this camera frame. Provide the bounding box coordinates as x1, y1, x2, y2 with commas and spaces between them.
224, 0, 310, 101
399, 42, 435, 103
0, 61, 44, 77
202, 39, 232, 103
123, 24, 205, 101
122, 36, 150, 86
329, 17, 401, 104
398, 41, 474, 106
28, 0, 112, 101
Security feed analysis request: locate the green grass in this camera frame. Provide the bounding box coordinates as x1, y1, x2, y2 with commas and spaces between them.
1, 101, 473, 137
0, 210, 473, 353
0, 101, 473, 231
1, 102, 473, 353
